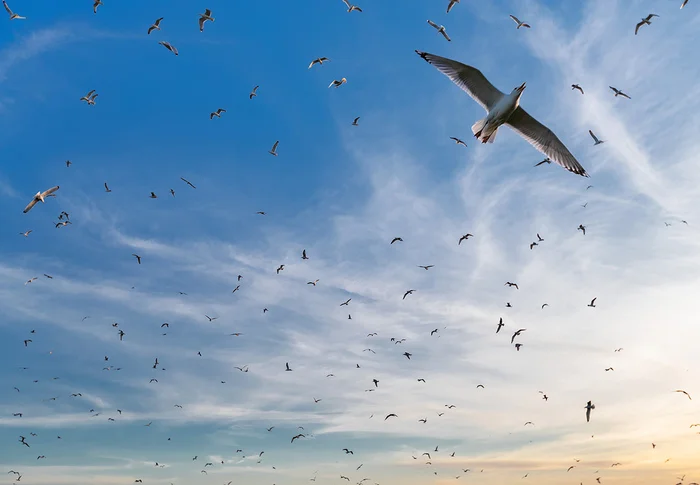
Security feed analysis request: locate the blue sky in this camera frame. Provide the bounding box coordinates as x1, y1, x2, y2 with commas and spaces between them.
2, 0, 700, 484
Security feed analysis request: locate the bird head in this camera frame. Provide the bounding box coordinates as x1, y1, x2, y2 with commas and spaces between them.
514, 82, 526, 95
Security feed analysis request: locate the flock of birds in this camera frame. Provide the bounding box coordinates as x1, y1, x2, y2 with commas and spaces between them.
4, 0, 698, 485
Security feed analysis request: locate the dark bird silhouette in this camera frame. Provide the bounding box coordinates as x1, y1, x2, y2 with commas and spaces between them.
390, 237, 403, 244
384, 414, 398, 420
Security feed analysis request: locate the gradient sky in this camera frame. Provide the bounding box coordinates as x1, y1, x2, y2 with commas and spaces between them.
1, 0, 700, 484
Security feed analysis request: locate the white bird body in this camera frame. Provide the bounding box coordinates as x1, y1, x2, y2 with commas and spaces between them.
416, 51, 588, 176
23, 186, 60, 213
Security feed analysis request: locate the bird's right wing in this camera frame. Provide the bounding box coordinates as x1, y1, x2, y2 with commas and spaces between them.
415, 51, 504, 111
427, 19, 438, 29
506, 107, 589, 176
509, 15, 520, 24
23, 199, 37, 213
3, 0, 12, 15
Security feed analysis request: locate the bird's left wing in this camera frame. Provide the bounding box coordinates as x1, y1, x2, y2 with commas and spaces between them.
42, 186, 60, 197
23, 199, 38, 213
416, 51, 504, 111
506, 107, 588, 176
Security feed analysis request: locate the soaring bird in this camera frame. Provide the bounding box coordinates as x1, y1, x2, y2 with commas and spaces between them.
509, 15, 531, 29
458, 234, 473, 244
496, 318, 504, 333
534, 158, 551, 167
80, 90, 98, 105
308, 57, 330, 69
635, 14, 659, 35
675, 390, 692, 400
302, 249, 309, 260
180, 177, 196, 189
416, 51, 587, 176
3, 0, 25, 19
681, 0, 690, 8
147, 17, 163, 34
571, 84, 584, 94
609, 86, 631, 99
198, 9, 215, 32
210, 108, 226, 119
341, 0, 362, 12
23, 186, 60, 213
418, 265, 434, 270
132, 254, 142, 264
329, 78, 347, 88
588, 297, 597, 307
403, 289, 415, 300
384, 413, 398, 420
585, 400, 595, 422
589, 130, 605, 145
93, 0, 102, 14
511, 329, 526, 344
427, 20, 451, 41
390, 237, 403, 244
450, 136, 467, 147
578, 224, 586, 235
352, 117, 360, 126
159, 41, 178, 56
446, 0, 460, 13
269, 140, 279, 156
249, 85, 259, 99
104, 182, 112, 192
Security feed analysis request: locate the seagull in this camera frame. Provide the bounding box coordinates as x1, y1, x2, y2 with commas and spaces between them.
589, 130, 605, 145
675, 390, 692, 400
534, 158, 551, 167
180, 177, 196, 189
496, 318, 504, 333
450, 137, 467, 147
93, 0, 102, 14
505, 281, 519, 289
23, 186, 60, 213
80, 90, 98, 105
446, 0, 460, 13
609, 86, 631, 99
416, 51, 587, 176
249, 86, 259, 99
210, 108, 226, 119
3, 1, 24, 19
418, 265, 434, 270
285, 362, 292, 371
588, 297, 596, 307
159, 41, 178, 56
403, 289, 415, 300
427, 20, 451, 41
458, 234, 473, 244
352, 117, 360, 126
341, 0, 362, 12
132, 254, 141, 264
509, 15, 531, 29
329, 78, 347, 88
276, 264, 284, 274
148, 17, 163, 34
308, 57, 330, 69
150, 192, 158, 198
571, 84, 584, 94
585, 400, 595, 422
390, 237, 403, 244
269, 141, 279, 156
635, 14, 659, 35
198, 9, 215, 32
20, 230, 32, 237
511, 328, 526, 344
104, 182, 112, 192
302, 249, 309, 260
578, 224, 586, 235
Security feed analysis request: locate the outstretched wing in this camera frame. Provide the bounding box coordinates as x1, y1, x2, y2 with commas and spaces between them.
23, 199, 38, 213
506, 107, 588, 176
415, 51, 504, 111
41, 186, 60, 197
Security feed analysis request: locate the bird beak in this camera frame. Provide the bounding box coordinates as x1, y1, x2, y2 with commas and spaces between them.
519, 82, 527, 91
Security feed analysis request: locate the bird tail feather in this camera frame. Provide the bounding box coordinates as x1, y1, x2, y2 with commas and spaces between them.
471, 118, 486, 137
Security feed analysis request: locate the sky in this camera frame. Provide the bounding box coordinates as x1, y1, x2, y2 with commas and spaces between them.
1, 0, 700, 484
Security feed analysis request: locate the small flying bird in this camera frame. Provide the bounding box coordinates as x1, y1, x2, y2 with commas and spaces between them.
427, 20, 451, 41
148, 17, 163, 34
403, 289, 415, 300
505, 281, 519, 289
3, 0, 24, 19
269, 140, 279, 156
496, 318, 504, 333
307, 279, 319, 286
416, 51, 587, 176
588, 297, 597, 307
276, 265, 284, 274
180, 177, 196, 189
329, 78, 347, 88
578, 224, 586, 235
232, 285, 240, 293
20, 230, 32, 237
210, 108, 226, 119
291, 433, 305, 443
571, 84, 584, 94
446, 0, 460, 13
529, 242, 537, 250
567, 466, 575, 472
159, 41, 178, 56
430, 328, 438, 336
391, 237, 403, 244
585, 400, 595, 422
205, 315, 217, 321
605, 367, 614, 371
249, 85, 259, 99
285, 362, 292, 371
458, 233, 473, 244
93, 0, 102, 13
418, 265, 434, 270
609, 86, 631, 99
132, 254, 142, 264
515, 343, 523, 350
104, 182, 112, 192
450, 136, 467, 147
342, 448, 354, 454
169, 189, 175, 196
509, 15, 531, 29
403, 352, 412, 359
541, 303, 549, 309
534, 158, 551, 167
23, 339, 32, 346
23, 186, 60, 213
635, 14, 659, 35
149, 191, 157, 199
340, 299, 351, 306
302, 249, 309, 260
511, 328, 526, 344
384, 414, 398, 420
341, 0, 362, 12
589, 130, 605, 145
308, 57, 330, 69
352, 117, 360, 126
198, 9, 215, 32
675, 390, 692, 400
